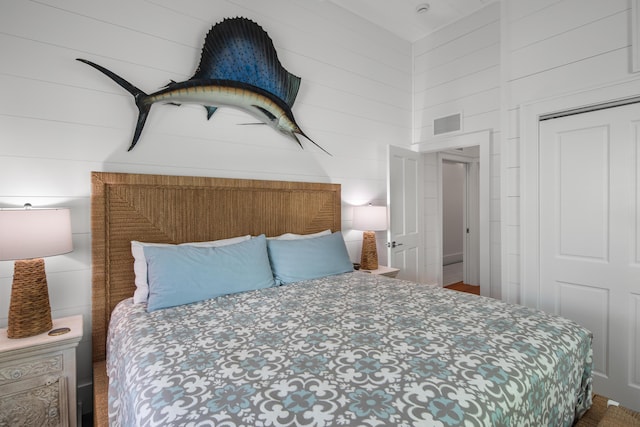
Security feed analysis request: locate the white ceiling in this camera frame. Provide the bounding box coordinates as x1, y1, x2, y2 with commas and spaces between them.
328, 0, 497, 43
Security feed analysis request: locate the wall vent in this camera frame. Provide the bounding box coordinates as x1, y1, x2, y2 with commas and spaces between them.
433, 113, 462, 135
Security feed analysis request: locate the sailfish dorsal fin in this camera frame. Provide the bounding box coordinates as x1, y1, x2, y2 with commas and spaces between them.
191, 17, 301, 109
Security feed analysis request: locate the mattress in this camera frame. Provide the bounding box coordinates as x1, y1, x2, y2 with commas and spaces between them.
107, 272, 593, 426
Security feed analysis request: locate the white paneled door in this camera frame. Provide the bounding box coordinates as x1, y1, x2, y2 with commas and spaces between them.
539, 103, 640, 410
387, 145, 423, 282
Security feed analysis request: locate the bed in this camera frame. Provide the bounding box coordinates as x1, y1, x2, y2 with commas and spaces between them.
91, 172, 593, 426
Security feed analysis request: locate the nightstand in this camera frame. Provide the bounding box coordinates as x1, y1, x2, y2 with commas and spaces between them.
0, 315, 83, 427
362, 265, 400, 278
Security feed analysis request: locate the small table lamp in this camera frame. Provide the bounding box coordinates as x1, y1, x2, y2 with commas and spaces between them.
353, 204, 387, 270
0, 205, 73, 338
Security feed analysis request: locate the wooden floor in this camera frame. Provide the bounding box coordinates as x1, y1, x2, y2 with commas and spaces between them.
444, 281, 480, 295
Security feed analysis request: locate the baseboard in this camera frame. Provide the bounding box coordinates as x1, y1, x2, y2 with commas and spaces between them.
443, 253, 463, 266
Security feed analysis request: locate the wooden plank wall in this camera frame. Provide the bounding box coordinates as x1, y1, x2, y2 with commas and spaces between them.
413, 0, 635, 304
502, 0, 640, 409
503, 0, 632, 304
413, 3, 501, 141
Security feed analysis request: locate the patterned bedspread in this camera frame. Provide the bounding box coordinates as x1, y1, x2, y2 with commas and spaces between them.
107, 272, 593, 426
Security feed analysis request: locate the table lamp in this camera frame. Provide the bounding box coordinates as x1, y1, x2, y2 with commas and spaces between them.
0, 204, 73, 338
353, 204, 387, 270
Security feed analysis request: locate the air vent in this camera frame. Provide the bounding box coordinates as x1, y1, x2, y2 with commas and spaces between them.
433, 113, 461, 135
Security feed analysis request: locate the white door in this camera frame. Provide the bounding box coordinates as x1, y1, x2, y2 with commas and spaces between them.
539, 103, 640, 409
387, 145, 423, 282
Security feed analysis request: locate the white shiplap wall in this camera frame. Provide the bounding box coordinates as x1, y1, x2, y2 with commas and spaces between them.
412, 3, 502, 294
416, 0, 636, 305
502, 0, 640, 408
503, 0, 633, 304
413, 3, 500, 141
0, 0, 412, 413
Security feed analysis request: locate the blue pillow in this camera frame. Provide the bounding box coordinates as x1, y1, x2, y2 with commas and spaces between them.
144, 234, 275, 311
267, 231, 353, 285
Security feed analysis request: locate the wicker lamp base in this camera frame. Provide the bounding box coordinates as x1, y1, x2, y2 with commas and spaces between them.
360, 231, 379, 270
7, 258, 53, 339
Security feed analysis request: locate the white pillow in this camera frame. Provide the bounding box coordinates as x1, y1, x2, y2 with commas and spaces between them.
131, 235, 251, 303
269, 229, 332, 240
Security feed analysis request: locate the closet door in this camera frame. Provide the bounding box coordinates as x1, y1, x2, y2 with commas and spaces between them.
539, 103, 640, 409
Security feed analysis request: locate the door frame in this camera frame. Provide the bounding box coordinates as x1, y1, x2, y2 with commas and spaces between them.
414, 129, 492, 297
520, 77, 640, 309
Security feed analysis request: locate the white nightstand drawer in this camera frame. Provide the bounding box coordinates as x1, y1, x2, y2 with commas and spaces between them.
0, 353, 64, 385
0, 374, 68, 426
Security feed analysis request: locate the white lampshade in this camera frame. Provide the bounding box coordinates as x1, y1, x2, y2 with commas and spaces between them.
0, 207, 73, 261
353, 205, 387, 231
0, 205, 73, 338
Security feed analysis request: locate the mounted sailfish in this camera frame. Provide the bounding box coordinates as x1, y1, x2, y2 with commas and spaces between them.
77, 17, 329, 154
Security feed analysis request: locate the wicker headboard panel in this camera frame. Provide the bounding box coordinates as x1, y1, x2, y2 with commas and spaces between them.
91, 172, 341, 362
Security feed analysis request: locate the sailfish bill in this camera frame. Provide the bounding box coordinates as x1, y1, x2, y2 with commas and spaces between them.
77, 17, 329, 155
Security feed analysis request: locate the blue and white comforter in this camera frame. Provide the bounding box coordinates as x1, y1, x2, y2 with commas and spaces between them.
107, 272, 593, 426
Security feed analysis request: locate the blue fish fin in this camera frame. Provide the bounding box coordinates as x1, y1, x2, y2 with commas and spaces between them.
205, 106, 218, 120
191, 18, 301, 108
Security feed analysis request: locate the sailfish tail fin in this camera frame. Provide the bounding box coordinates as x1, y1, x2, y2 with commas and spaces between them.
76, 58, 151, 151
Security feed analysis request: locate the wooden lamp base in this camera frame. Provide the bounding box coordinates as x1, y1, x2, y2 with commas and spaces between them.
360, 230, 379, 270
7, 258, 53, 338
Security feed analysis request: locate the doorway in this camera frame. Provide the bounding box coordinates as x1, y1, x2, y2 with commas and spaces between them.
388, 129, 492, 296
442, 160, 466, 285
441, 149, 480, 287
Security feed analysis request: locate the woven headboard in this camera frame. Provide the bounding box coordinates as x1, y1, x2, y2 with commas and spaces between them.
91, 172, 341, 362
